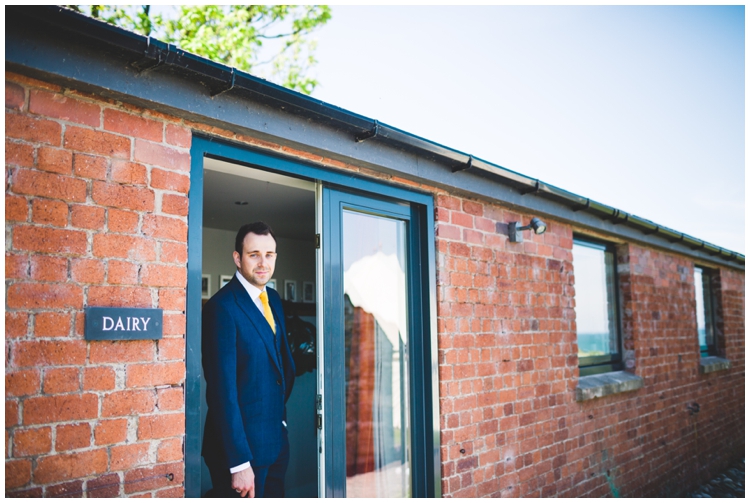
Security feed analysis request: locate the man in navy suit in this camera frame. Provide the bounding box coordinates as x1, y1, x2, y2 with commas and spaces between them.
202, 222, 295, 497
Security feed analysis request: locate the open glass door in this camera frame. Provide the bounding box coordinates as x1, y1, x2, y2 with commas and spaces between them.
322, 187, 436, 498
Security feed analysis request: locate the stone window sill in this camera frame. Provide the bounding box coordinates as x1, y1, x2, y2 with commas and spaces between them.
699, 356, 731, 374
575, 370, 643, 402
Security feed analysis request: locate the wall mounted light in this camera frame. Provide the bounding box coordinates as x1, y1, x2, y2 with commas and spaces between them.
509, 217, 547, 243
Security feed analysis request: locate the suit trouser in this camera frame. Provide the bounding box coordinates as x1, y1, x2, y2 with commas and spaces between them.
204, 429, 290, 498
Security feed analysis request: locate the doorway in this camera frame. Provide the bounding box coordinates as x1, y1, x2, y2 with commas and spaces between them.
185, 137, 441, 498
199, 158, 318, 497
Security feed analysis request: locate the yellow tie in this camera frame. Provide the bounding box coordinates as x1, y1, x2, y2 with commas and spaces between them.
259, 290, 276, 334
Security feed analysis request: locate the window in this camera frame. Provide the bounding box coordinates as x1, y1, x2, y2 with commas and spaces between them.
694, 266, 716, 356
572, 238, 622, 376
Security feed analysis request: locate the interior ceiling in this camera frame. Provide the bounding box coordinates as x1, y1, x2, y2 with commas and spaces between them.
203, 158, 316, 241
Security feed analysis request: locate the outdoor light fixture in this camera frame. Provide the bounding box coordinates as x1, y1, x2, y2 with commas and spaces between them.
509, 217, 547, 243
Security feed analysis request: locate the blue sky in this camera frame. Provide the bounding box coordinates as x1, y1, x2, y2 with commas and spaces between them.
310, 6, 744, 254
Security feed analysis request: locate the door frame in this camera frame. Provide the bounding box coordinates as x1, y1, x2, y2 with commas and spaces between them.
186, 135, 440, 497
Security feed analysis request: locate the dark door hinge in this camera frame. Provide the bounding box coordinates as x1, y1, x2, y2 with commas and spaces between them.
315, 233, 321, 249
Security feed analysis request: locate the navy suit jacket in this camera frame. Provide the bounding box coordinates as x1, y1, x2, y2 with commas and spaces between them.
202, 275, 295, 470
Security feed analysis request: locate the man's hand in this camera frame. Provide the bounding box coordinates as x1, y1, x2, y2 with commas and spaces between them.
231, 465, 255, 498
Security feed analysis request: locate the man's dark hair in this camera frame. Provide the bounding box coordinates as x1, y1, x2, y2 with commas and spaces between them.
235, 222, 277, 254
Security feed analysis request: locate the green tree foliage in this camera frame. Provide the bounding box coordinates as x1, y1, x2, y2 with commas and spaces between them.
66, 5, 331, 95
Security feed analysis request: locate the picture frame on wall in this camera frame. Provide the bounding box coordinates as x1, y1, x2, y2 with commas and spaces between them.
201, 274, 211, 299
302, 281, 315, 303
267, 279, 277, 290
284, 280, 297, 302
220, 275, 233, 289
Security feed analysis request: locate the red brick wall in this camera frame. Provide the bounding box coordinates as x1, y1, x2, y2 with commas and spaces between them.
5, 72, 745, 498
435, 194, 745, 497
5, 73, 190, 497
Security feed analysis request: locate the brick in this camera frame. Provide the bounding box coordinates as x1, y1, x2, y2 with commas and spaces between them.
71, 258, 105, 284
34, 311, 73, 337
6, 488, 43, 498
142, 214, 187, 242
47, 480, 83, 498
43, 367, 80, 394
157, 387, 183, 411
108, 208, 139, 233
111, 443, 150, 471
23, 393, 98, 425
157, 338, 185, 361
134, 139, 189, 171
29, 254, 68, 282
6, 312, 29, 338
102, 390, 156, 417
55, 422, 91, 451
37, 146, 73, 174
94, 418, 128, 445
156, 487, 184, 498
463, 200, 484, 216
11, 168, 87, 202
6, 112, 62, 145
12, 340, 86, 368
6, 194, 29, 221
89, 340, 155, 363
73, 153, 107, 180
92, 180, 154, 212
6, 400, 20, 427
141, 264, 187, 287
87, 473, 121, 498
92, 234, 155, 261
6, 252, 29, 279
6, 81, 25, 109
29, 90, 101, 127
83, 366, 116, 391
165, 124, 190, 147
71, 204, 105, 230
160, 242, 187, 264
104, 108, 163, 141
6, 369, 40, 397
7, 283, 83, 310
13, 427, 52, 457
87, 285, 152, 308
30, 198, 68, 227
108, 260, 139, 285
150, 168, 189, 193
64, 126, 130, 158
6, 459, 32, 489
162, 314, 186, 336
157, 437, 182, 462
124, 462, 183, 494
13, 225, 87, 255
161, 193, 188, 216
33, 449, 108, 485
158, 289, 185, 311
5, 140, 34, 167
111, 160, 148, 185
137, 413, 184, 440
127, 362, 185, 388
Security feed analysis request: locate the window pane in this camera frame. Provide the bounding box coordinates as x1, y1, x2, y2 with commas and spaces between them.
572, 241, 618, 359
694, 269, 707, 351
343, 210, 411, 498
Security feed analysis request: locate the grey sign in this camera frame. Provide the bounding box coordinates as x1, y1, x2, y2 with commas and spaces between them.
85, 307, 163, 341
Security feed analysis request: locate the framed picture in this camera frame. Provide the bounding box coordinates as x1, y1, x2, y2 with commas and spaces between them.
284, 280, 297, 302
267, 279, 277, 290
220, 275, 233, 289
302, 281, 315, 303
201, 274, 211, 299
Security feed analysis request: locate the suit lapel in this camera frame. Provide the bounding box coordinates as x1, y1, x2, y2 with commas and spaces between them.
229, 277, 282, 375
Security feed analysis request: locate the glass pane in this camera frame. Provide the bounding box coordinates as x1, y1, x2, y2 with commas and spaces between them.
572, 241, 618, 358
343, 210, 411, 498
694, 268, 707, 351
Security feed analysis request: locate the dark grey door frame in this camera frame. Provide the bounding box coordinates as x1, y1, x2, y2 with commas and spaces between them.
187, 135, 440, 497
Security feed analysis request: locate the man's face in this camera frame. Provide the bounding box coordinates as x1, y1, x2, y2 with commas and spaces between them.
233, 232, 277, 289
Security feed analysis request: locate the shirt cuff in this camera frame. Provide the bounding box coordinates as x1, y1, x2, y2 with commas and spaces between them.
230, 462, 251, 474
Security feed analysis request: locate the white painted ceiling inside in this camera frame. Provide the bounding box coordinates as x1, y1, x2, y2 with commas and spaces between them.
203, 157, 316, 241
